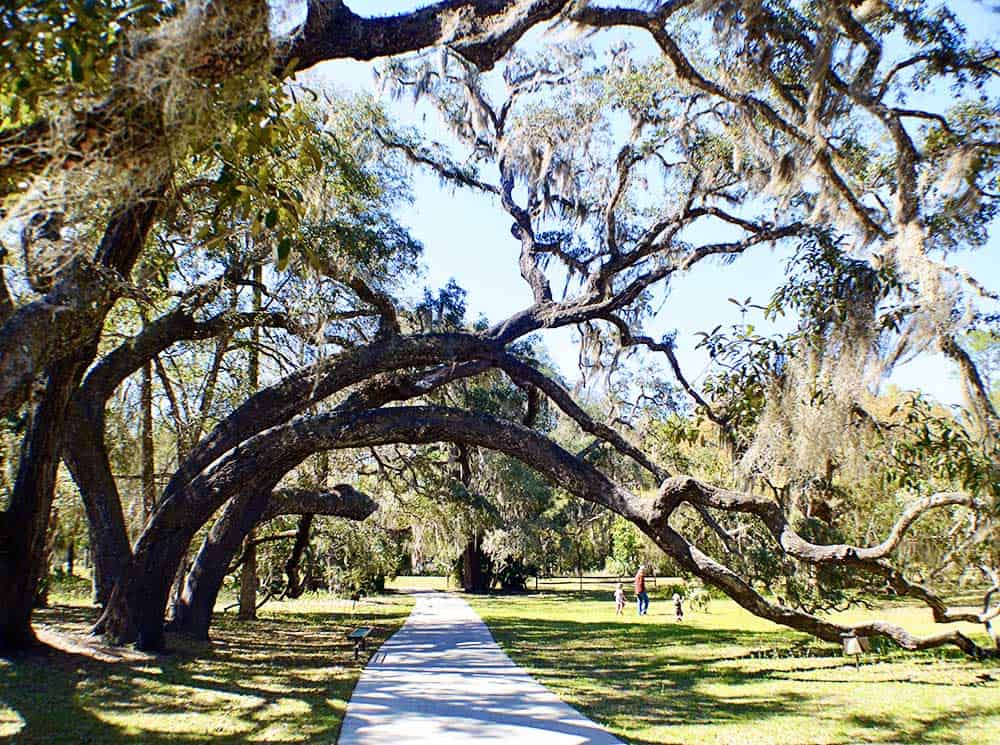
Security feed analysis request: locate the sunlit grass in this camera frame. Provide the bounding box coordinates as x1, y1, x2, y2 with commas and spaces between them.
10, 578, 999, 745
470, 590, 1000, 745
0, 592, 413, 744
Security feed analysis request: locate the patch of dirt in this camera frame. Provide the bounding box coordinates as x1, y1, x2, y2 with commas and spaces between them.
33, 624, 153, 664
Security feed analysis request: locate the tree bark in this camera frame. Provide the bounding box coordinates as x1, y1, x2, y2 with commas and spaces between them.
0, 195, 159, 651
462, 536, 489, 594
0, 195, 161, 417
283, 514, 314, 600
0, 358, 88, 650
62, 395, 132, 606
274, 0, 571, 74
164, 333, 500, 501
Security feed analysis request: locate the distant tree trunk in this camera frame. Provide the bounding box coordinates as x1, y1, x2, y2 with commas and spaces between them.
35, 506, 61, 608
284, 514, 314, 599
237, 535, 258, 620
455, 442, 489, 594
66, 539, 75, 576
153, 356, 187, 464
462, 535, 489, 594
140, 360, 156, 518
238, 266, 262, 621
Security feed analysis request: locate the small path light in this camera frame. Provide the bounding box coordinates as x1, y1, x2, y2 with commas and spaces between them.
841, 631, 870, 668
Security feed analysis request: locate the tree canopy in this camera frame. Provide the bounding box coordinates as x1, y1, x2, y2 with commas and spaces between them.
1, 0, 998, 658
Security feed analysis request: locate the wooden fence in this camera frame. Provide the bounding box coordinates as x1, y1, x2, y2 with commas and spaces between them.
532, 575, 684, 591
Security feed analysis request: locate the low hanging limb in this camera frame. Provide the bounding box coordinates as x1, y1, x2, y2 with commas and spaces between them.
226, 485, 377, 574
981, 566, 1000, 649
224, 516, 317, 612
653, 476, 998, 635
226, 529, 300, 575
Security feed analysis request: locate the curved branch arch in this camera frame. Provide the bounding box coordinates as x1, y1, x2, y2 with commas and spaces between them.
100, 405, 995, 658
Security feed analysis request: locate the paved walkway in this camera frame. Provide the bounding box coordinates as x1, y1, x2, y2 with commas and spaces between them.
338, 592, 623, 744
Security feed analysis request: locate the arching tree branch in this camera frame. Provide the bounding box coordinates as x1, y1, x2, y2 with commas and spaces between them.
274, 0, 572, 75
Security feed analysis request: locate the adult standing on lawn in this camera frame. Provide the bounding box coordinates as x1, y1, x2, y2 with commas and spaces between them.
634, 567, 649, 616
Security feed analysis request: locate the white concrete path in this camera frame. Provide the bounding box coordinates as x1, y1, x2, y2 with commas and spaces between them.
338, 592, 623, 745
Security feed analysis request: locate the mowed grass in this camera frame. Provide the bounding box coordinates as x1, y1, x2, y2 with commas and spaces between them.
469, 590, 1000, 745
385, 575, 453, 591
0, 591, 413, 745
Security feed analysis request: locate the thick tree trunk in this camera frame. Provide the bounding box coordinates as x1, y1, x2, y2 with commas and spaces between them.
462, 536, 490, 594
172, 489, 272, 639
1, 195, 158, 650
99, 520, 192, 650
63, 397, 133, 606
0, 359, 87, 650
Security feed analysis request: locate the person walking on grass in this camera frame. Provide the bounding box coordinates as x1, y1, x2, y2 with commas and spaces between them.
614, 582, 626, 615
634, 567, 649, 616
673, 592, 684, 622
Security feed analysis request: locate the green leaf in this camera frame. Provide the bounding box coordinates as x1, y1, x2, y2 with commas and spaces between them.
69, 49, 84, 83
302, 140, 323, 171
276, 236, 292, 271
264, 208, 278, 229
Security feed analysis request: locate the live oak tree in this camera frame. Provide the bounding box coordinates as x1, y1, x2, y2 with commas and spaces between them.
1, 0, 998, 657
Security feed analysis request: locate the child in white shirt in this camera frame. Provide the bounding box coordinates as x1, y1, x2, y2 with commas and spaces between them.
614, 582, 626, 615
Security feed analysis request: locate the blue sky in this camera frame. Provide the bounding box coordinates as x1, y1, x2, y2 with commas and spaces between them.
283, 1, 999, 407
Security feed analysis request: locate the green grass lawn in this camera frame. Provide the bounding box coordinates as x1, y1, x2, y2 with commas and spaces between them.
0, 591, 413, 744
470, 590, 1000, 745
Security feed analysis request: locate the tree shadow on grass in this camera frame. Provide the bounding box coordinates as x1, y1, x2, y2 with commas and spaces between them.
841, 707, 1000, 745
485, 615, 808, 731
0, 599, 411, 745
479, 610, 1000, 745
